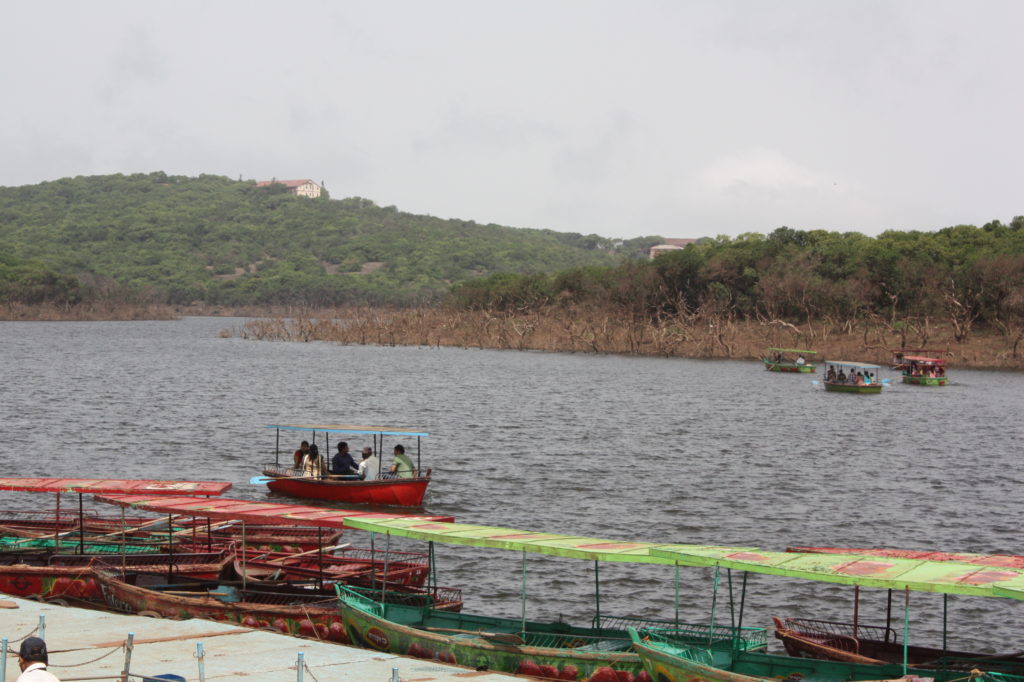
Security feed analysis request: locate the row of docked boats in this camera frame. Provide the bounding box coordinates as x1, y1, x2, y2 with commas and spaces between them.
5, 469, 1022, 682
763, 348, 951, 393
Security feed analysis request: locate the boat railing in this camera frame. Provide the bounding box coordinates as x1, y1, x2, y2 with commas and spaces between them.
781, 617, 900, 648
335, 583, 463, 613
633, 628, 716, 666
520, 630, 634, 651
61, 550, 229, 568
595, 615, 767, 652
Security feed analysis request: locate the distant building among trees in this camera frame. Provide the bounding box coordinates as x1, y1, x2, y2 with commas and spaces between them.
649, 238, 696, 259
255, 178, 322, 198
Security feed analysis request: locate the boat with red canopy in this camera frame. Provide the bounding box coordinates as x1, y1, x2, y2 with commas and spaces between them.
890, 350, 948, 386
257, 424, 433, 507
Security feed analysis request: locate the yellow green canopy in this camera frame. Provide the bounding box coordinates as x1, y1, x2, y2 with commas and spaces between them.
341, 516, 754, 565
649, 547, 1024, 598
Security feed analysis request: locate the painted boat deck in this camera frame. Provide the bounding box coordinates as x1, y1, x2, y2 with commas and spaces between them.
0, 595, 519, 681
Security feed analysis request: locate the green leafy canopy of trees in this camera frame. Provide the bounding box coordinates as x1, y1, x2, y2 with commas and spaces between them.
0, 172, 659, 306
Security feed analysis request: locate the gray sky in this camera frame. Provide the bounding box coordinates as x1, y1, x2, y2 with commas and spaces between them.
3, 1, 1021, 240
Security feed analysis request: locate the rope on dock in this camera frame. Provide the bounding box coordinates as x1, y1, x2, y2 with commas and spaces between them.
302, 659, 322, 682
50, 642, 125, 668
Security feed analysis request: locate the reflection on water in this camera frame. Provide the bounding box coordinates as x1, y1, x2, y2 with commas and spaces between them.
2, 317, 1023, 652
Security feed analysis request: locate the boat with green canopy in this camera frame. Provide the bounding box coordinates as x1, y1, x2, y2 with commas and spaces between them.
628, 546, 1024, 682
822, 361, 884, 393
762, 348, 818, 373
334, 517, 769, 681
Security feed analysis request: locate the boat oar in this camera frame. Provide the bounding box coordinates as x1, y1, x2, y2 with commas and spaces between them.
251, 543, 351, 564
248, 474, 313, 485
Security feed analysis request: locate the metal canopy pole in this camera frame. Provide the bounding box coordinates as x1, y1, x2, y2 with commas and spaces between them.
942, 593, 948, 656
902, 587, 910, 676
674, 564, 681, 627
885, 589, 893, 642
521, 550, 527, 635
317, 526, 324, 590
275, 428, 280, 466
738, 572, 748, 633
241, 521, 247, 591
853, 585, 860, 640
594, 560, 601, 632
708, 565, 720, 647
417, 436, 421, 477
381, 533, 390, 604
54, 492, 61, 554
78, 493, 85, 554
167, 513, 174, 583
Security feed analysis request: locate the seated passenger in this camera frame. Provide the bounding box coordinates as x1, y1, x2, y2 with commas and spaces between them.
293, 440, 310, 470
826, 366, 836, 381
796, 354, 806, 366
358, 447, 380, 481
331, 442, 359, 477
837, 370, 847, 383
388, 444, 416, 479
302, 444, 324, 478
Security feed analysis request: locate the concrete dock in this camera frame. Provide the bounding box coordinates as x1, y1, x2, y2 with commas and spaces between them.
0, 597, 521, 681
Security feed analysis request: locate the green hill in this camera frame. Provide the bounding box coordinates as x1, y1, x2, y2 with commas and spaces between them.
0, 172, 658, 306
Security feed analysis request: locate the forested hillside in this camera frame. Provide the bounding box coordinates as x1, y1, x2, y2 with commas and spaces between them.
0, 172, 657, 306
448, 221, 1024, 344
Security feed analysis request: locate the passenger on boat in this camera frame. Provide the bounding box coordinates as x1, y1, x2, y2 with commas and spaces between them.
826, 365, 836, 381
854, 372, 864, 386
358, 447, 380, 481
837, 369, 847, 383
331, 442, 359, 477
796, 354, 806, 365
17, 636, 59, 681
387, 444, 416, 479
302, 443, 324, 478
293, 440, 310, 469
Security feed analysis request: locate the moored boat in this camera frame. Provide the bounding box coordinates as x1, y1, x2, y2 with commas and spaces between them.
337, 517, 768, 681
762, 348, 818, 373
258, 424, 432, 507
93, 566, 463, 644
822, 361, 883, 393
629, 545, 1024, 682
0, 549, 232, 603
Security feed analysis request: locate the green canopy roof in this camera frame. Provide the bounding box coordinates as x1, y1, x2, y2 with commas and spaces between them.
340, 517, 754, 565
767, 348, 818, 354
649, 547, 1024, 598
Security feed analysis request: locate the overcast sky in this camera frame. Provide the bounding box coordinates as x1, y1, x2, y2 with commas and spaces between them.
3, 1, 1021, 240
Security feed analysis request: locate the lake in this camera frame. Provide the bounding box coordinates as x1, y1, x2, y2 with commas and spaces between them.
1, 316, 1022, 652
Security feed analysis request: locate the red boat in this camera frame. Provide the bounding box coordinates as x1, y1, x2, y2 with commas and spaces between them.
93, 566, 463, 644
234, 545, 430, 587
258, 424, 433, 507
0, 549, 233, 603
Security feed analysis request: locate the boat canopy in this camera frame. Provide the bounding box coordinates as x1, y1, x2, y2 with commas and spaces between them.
766, 348, 817, 354
647, 547, 1024, 598
787, 546, 1024, 569
823, 360, 881, 370
900, 355, 945, 365
95, 494, 453, 528
0, 478, 231, 496
340, 516, 755, 565
267, 423, 429, 437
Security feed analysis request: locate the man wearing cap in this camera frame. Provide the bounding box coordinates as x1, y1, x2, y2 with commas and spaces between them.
17, 636, 60, 681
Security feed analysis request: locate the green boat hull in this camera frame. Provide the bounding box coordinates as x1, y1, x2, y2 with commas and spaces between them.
762, 360, 816, 373
902, 375, 947, 386
338, 588, 765, 681
629, 630, 1023, 682
823, 382, 882, 394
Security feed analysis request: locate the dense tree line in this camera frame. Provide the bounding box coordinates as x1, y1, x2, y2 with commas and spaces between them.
448, 221, 1024, 343
0, 172, 655, 306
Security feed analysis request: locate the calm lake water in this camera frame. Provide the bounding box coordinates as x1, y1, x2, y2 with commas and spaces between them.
2, 317, 1022, 652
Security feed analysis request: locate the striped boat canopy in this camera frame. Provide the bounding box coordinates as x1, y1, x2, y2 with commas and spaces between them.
767, 348, 817, 354
787, 546, 1024, 569
267, 424, 429, 437
341, 517, 757, 564
0, 478, 231, 496
648, 546, 1024, 598
823, 360, 881, 370
900, 356, 944, 364
96, 494, 453, 528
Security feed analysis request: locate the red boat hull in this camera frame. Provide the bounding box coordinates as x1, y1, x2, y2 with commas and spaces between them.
263, 472, 430, 507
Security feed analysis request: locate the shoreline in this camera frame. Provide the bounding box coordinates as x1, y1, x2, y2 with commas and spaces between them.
6, 303, 1022, 371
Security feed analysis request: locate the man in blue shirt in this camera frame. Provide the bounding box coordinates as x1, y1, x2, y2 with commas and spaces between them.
331, 442, 359, 477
